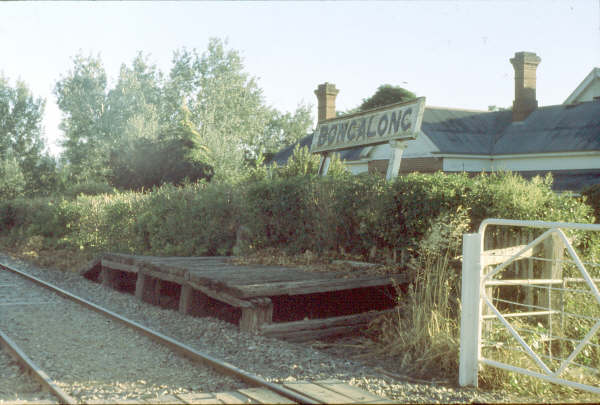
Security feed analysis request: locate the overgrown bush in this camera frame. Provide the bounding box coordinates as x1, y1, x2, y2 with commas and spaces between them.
582, 183, 600, 223
0, 170, 592, 263
0, 157, 26, 200
62, 180, 115, 198
365, 208, 470, 378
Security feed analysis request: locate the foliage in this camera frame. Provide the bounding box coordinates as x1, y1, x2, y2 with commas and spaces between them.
359, 84, 416, 111
0, 74, 55, 196
258, 103, 313, 160
273, 145, 321, 178
0, 170, 592, 262
168, 39, 272, 182
54, 53, 110, 183
54, 39, 312, 187
62, 180, 115, 199
365, 208, 470, 378
0, 155, 26, 199
582, 183, 600, 223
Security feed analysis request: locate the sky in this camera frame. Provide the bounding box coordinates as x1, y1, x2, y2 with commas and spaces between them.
0, 0, 599, 156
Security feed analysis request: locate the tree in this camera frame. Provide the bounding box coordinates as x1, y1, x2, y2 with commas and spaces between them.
257, 103, 313, 161
0, 155, 26, 199
54, 53, 110, 182
0, 75, 55, 196
56, 39, 313, 187
359, 84, 416, 111
171, 38, 272, 182
105, 52, 163, 143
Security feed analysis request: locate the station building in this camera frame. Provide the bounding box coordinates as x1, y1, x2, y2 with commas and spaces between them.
271, 52, 600, 192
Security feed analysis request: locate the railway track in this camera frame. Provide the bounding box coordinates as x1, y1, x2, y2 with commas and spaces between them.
0, 262, 321, 404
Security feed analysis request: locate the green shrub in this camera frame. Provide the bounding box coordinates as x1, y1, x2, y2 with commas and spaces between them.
63, 180, 115, 198
582, 183, 600, 223
0, 157, 26, 200
0, 170, 594, 263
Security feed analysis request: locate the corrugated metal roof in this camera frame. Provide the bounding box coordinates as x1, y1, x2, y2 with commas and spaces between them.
269, 99, 600, 172
493, 101, 600, 154
422, 108, 511, 154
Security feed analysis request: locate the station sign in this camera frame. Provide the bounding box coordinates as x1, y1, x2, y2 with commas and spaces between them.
310, 97, 426, 154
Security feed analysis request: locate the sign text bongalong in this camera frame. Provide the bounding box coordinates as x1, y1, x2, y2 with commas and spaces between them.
310, 97, 426, 154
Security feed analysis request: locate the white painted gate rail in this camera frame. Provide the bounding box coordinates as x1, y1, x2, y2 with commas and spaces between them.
459, 218, 600, 394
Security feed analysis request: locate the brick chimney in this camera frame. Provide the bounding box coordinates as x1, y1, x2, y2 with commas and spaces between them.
314, 83, 339, 122
510, 51, 541, 121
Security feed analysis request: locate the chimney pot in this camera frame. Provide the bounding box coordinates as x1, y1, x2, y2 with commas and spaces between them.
510, 51, 541, 121
314, 82, 339, 122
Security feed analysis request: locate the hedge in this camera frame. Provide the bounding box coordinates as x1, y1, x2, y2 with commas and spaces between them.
0, 171, 594, 259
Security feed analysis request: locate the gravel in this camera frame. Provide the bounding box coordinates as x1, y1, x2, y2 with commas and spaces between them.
0, 266, 242, 403
0, 347, 57, 404
0, 253, 514, 403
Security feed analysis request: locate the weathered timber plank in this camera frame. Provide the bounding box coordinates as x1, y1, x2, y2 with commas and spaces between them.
175, 393, 223, 404
236, 388, 296, 404
101, 259, 138, 273
240, 298, 273, 332
137, 268, 185, 284
179, 284, 193, 314
146, 394, 185, 404
101, 253, 138, 265
100, 268, 117, 287
186, 281, 254, 308
232, 276, 405, 298
260, 309, 395, 335
186, 266, 326, 286
482, 244, 538, 267
135, 272, 150, 301
138, 261, 188, 278
79, 256, 102, 279
214, 391, 256, 404
271, 325, 368, 342
314, 380, 383, 402
283, 382, 354, 404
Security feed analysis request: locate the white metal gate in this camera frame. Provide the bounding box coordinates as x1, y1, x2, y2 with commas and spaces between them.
459, 218, 600, 394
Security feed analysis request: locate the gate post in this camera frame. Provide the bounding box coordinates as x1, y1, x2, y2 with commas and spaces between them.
459, 233, 482, 387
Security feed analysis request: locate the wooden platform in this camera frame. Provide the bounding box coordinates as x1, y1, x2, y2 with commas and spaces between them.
85, 380, 395, 404
82, 253, 406, 340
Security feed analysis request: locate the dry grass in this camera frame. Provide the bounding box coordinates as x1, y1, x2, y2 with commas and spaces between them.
359, 250, 460, 380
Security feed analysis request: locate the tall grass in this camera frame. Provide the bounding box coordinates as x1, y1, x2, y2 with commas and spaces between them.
363, 209, 469, 379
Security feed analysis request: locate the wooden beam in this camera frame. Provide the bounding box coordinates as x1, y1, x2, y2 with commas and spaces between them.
237, 388, 296, 404
233, 276, 406, 298
135, 272, 151, 301
260, 309, 395, 339
136, 267, 185, 284
314, 380, 384, 403
186, 281, 254, 309
179, 284, 193, 315
283, 382, 353, 404
482, 244, 537, 267
79, 257, 102, 279
101, 259, 138, 273
100, 268, 116, 288
240, 298, 273, 332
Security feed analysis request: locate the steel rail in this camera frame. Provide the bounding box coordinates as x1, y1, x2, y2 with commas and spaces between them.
0, 329, 77, 405
0, 261, 320, 405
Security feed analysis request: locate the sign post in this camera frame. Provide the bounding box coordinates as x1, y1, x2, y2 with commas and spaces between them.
310, 97, 426, 178
385, 140, 408, 180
